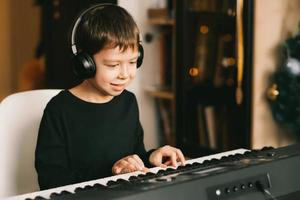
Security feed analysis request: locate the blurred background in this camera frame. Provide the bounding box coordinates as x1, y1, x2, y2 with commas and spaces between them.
1, 0, 300, 157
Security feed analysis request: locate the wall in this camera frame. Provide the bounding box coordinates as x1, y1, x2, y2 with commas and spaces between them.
119, 0, 162, 149
252, 0, 300, 148
0, 0, 40, 100
0, 0, 12, 100
10, 1, 41, 91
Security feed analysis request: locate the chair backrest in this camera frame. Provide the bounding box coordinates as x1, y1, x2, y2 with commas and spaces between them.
0, 89, 61, 198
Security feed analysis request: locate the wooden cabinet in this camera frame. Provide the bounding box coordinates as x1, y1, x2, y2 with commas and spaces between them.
147, 0, 253, 157
146, 0, 177, 146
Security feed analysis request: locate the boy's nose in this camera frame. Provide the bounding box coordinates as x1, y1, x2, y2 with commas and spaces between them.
118, 65, 129, 79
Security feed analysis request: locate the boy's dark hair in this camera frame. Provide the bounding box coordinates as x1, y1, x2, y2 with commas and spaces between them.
75, 5, 140, 56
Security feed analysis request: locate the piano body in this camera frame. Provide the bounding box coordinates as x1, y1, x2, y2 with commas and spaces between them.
5, 144, 300, 200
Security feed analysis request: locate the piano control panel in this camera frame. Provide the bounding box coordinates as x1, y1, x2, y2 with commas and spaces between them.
6, 144, 300, 200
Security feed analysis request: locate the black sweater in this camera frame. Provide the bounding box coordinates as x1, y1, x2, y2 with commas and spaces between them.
35, 90, 152, 190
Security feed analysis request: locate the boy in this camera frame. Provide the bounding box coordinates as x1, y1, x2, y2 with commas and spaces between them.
35, 4, 185, 190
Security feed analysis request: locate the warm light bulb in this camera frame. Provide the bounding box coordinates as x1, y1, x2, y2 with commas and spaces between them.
189, 67, 199, 77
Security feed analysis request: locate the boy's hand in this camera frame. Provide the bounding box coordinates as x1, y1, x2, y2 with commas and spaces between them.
112, 154, 148, 175
149, 145, 186, 168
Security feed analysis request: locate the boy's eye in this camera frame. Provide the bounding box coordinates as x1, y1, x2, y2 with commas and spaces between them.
130, 61, 137, 65
106, 64, 119, 67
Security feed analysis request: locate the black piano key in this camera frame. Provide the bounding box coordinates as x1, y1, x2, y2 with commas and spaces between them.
49, 192, 61, 198
116, 178, 129, 184
74, 187, 85, 193
182, 163, 193, 170
160, 168, 176, 175
175, 165, 186, 171
202, 160, 211, 166
137, 173, 148, 178
185, 163, 192, 167
244, 151, 257, 158
234, 153, 243, 158
210, 158, 220, 164
83, 185, 93, 190
106, 178, 129, 188
145, 172, 156, 176
226, 155, 236, 161
191, 162, 201, 167
106, 180, 116, 186
60, 190, 72, 195
137, 172, 156, 179
220, 156, 229, 160
33, 196, 47, 200
143, 172, 156, 179
93, 183, 107, 189
128, 176, 139, 181
74, 184, 101, 194
156, 169, 166, 175
49, 190, 73, 200
185, 163, 201, 171
262, 146, 274, 151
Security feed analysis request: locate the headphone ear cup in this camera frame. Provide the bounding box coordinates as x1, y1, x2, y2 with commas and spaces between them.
137, 43, 144, 68
72, 52, 96, 79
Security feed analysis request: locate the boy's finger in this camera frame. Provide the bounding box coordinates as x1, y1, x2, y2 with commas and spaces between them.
159, 164, 167, 168
170, 152, 177, 167
132, 154, 145, 168
127, 157, 143, 170
142, 167, 150, 173
176, 149, 186, 165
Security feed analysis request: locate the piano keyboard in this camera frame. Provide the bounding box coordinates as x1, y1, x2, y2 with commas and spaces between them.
3, 148, 248, 200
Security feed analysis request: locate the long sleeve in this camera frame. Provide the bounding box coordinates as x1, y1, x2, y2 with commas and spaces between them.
35, 108, 78, 190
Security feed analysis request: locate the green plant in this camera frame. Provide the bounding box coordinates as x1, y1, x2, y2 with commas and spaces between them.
267, 23, 300, 137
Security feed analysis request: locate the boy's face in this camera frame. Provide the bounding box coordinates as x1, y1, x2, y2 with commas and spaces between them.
90, 45, 139, 97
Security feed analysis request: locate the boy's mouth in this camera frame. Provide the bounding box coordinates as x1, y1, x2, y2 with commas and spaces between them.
111, 83, 126, 90
111, 83, 126, 86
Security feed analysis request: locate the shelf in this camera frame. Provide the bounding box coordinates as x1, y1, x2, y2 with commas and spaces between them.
147, 8, 175, 26
145, 87, 174, 100
146, 5, 176, 146
148, 18, 175, 26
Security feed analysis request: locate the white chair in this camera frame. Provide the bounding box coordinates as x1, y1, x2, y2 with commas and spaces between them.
0, 89, 61, 198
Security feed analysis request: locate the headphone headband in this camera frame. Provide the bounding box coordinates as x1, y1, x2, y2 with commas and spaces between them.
71, 3, 117, 55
